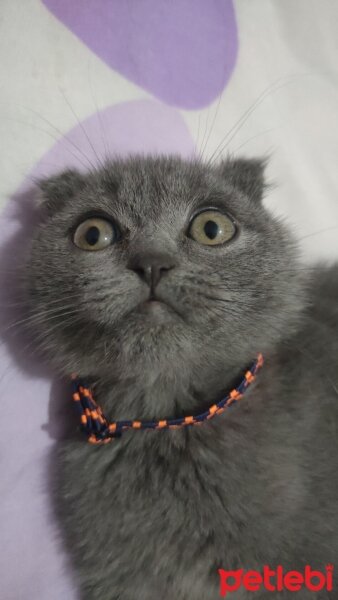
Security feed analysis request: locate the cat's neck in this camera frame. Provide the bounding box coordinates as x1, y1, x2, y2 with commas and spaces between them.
92, 354, 257, 422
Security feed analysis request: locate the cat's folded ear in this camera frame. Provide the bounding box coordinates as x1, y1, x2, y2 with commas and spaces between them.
36, 169, 86, 212
218, 157, 268, 202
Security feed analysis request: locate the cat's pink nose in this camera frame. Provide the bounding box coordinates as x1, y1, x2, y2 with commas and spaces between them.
128, 253, 176, 289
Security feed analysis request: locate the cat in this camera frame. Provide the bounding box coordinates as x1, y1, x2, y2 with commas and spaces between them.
23, 155, 338, 599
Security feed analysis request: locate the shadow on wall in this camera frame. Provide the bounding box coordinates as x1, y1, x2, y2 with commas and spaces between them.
0, 186, 76, 441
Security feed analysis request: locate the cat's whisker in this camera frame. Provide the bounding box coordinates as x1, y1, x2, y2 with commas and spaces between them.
199, 87, 224, 161
198, 105, 212, 163
0, 114, 92, 172
207, 73, 310, 166
2, 305, 80, 334
86, 59, 110, 164
231, 128, 277, 155
59, 87, 105, 171
297, 225, 338, 242
26, 106, 97, 171
197, 54, 240, 161
206, 78, 288, 166
194, 113, 202, 158
20, 314, 82, 358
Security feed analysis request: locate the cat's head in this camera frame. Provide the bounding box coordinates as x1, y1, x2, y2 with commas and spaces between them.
25, 156, 303, 388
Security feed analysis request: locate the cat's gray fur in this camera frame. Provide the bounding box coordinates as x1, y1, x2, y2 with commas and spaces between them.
24, 156, 338, 599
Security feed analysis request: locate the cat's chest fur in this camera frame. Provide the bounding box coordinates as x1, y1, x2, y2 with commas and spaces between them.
56, 375, 326, 600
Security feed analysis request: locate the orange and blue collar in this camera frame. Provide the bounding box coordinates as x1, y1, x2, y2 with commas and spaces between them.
71, 353, 264, 444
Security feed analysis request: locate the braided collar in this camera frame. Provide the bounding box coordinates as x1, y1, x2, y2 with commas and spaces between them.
71, 353, 264, 444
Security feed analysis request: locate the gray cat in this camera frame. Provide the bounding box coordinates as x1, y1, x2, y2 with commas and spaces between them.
23, 156, 338, 599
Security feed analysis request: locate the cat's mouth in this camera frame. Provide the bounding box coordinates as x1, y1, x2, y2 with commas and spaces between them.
133, 294, 184, 323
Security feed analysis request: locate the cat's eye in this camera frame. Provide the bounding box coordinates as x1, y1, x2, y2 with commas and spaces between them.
73, 217, 117, 251
188, 210, 236, 246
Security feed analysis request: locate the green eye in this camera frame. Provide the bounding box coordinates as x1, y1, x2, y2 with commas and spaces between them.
188, 210, 236, 246
73, 218, 116, 251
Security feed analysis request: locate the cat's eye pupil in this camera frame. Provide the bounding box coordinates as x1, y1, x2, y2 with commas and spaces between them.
204, 220, 219, 240
85, 226, 100, 246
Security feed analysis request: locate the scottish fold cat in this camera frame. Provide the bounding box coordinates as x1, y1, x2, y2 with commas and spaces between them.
23, 156, 338, 599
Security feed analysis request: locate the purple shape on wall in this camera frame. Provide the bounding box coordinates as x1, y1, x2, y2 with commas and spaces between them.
0, 100, 194, 600
42, 0, 238, 109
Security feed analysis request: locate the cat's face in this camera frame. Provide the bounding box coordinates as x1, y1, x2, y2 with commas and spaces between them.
25, 156, 303, 383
